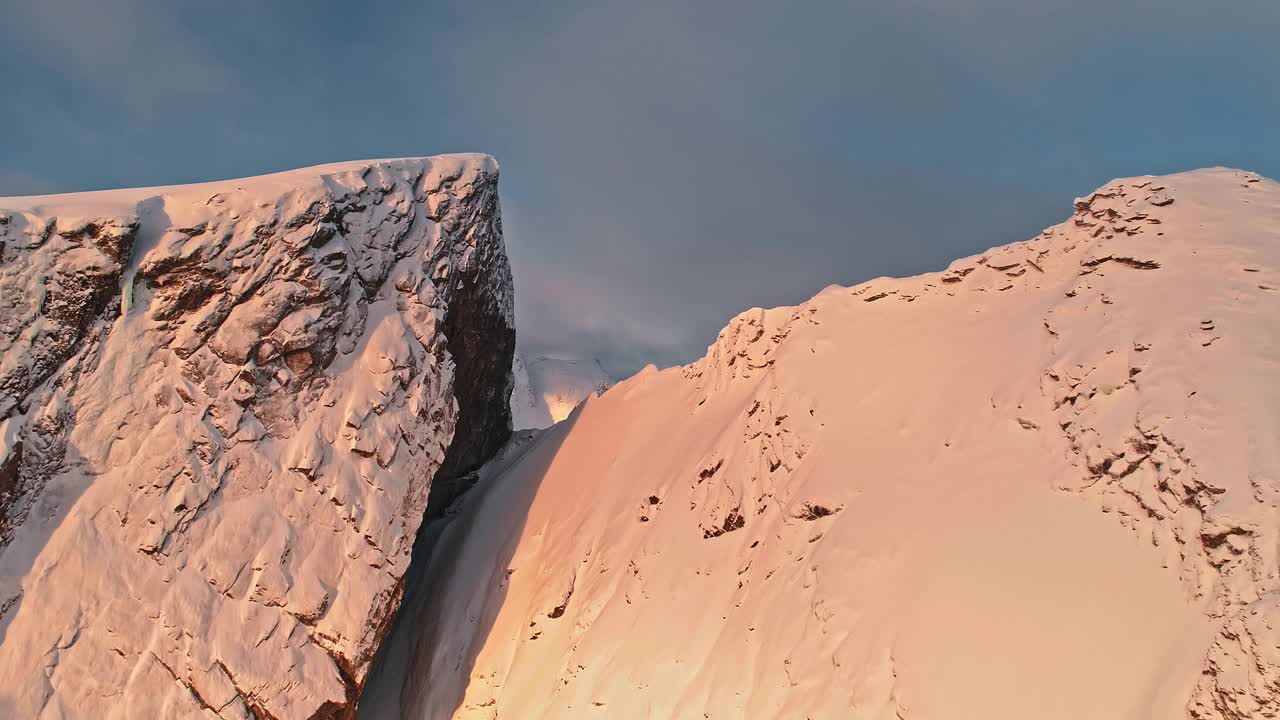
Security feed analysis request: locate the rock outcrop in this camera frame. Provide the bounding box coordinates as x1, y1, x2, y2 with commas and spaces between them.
0, 155, 515, 719
393, 168, 1280, 720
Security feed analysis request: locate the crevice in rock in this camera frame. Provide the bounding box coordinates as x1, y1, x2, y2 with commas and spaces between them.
425, 197, 515, 519
350, 208, 515, 716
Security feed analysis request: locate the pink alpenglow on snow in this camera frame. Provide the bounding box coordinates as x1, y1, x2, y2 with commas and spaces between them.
0, 155, 516, 720
382, 168, 1280, 720
2, 162, 1279, 720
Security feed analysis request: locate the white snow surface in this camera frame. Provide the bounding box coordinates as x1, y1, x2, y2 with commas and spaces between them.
0, 155, 495, 216
509, 350, 618, 430
509, 353, 554, 431
0, 155, 514, 720
393, 168, 1280, 719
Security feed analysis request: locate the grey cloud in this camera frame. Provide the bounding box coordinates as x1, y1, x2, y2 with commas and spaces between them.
5, 0, 229, 116
0, 170, 57, 197
438, 0, 1272, 369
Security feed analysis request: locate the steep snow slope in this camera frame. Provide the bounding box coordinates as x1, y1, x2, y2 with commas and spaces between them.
396, 168, 1280, 720
0, 155, 515, 720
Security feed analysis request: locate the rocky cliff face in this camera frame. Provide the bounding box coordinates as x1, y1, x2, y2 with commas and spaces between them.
394, 168, 1280, 720
0, 155, 515, 720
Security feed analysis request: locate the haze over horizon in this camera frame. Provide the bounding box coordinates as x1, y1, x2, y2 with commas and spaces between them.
3, 0, 1278, 372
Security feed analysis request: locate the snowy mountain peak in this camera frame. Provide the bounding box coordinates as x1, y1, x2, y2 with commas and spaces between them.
0, 155, 514, 720
388, 167, 1280, 720
4, 161, 1277, 720
1, 154, 498, 215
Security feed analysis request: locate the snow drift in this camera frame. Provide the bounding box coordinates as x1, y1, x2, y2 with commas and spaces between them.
390, 168, 1280, 719
0, 155, 515, 719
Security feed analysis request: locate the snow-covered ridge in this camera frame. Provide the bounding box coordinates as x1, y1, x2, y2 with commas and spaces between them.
0, 155, 515, 719
1, 155, 497, 216
395, 168, 1280, 719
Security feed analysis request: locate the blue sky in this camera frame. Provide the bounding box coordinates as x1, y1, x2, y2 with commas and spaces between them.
3, 0, 1278, 370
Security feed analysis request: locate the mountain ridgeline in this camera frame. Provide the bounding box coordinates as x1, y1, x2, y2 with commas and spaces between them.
1, 163, 1279, 720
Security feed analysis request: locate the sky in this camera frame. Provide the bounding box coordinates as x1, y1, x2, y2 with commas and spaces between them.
3, 0, 1278, 372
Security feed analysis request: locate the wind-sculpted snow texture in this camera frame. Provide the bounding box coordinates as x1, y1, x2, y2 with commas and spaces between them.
0, 155, 515, 720
399, 168, 1279, 719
